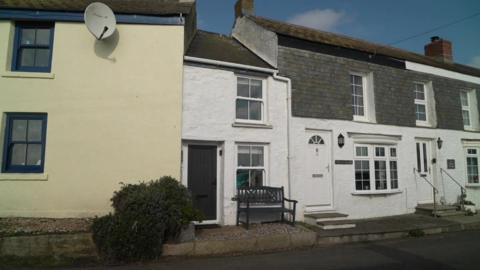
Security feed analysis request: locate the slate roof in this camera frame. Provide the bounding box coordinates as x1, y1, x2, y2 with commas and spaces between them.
0, 0, 195, 16
186, 30, 273, 69
249, 16, 480, 77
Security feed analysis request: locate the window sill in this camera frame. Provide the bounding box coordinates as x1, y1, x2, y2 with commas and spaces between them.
466, 184, 480, 188
415, 121, 432, 128
353, 117, 371, 123
351, 190, 402, 196
232, 122, 273, 129
0, 173, 48, 181
1, 71, 55, 79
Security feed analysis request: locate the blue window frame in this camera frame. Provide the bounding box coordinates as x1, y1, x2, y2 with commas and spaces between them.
12, 22, 54, 72
2, 113, 48, 173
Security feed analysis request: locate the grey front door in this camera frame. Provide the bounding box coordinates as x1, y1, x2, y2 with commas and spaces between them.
187, 145, 217, 220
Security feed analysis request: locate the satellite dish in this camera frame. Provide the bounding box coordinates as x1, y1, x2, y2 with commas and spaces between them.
84, 2, 117, 40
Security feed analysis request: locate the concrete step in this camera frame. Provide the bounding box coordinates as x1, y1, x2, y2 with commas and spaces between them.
316, 219, 357, 230
416, 203, 466, 217
304, 212, 351, 228
434, 210, 466, 217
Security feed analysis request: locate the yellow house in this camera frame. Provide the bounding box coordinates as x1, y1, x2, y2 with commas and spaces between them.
0, 0, 196, 217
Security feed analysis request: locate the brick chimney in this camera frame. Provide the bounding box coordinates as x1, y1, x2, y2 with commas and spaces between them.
235, 0, 254, 18
424, 36, 453, 63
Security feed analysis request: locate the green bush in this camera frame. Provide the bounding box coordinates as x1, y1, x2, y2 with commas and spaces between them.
91, 176, 202, 262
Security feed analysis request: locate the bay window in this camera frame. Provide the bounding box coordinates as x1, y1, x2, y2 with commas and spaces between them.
354, 145, 399, 192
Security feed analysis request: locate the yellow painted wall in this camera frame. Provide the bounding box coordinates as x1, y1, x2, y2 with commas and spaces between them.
0, 21, 184, 217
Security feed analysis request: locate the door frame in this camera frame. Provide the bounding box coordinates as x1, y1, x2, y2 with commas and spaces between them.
304, 129, 335, 212
414, 138, 437, 204
181, 140, 223, 225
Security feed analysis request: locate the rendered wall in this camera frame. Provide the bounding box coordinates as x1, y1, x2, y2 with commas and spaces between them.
0, 21, 184, 217
182, 64, 288, 225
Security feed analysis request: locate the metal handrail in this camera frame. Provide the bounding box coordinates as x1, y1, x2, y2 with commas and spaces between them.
414, 168, 439, 216
440, 168, 466, 210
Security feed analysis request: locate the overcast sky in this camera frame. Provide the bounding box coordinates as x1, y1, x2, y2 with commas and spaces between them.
197, 0, 480, 68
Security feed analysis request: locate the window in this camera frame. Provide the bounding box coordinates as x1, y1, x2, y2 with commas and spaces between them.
236, 145, 265, 188
2, 113, 48, 173
236, 77, 264, 122
466, 148, 479, 184
351, 74, 366, 119
12, 22, 54, 72
354, 145, 399, 191
460, 91, 471, 127
414, 83, 428, 123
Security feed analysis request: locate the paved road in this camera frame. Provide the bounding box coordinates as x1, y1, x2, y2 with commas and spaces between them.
68, 230, 480, 270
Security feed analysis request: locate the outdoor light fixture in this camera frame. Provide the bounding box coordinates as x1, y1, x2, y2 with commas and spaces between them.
437, 137, 443, 149
338, 134, 345, 148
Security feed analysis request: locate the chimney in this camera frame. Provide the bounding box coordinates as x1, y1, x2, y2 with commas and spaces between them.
235, 0, 254, 18
424, 36, 453, 63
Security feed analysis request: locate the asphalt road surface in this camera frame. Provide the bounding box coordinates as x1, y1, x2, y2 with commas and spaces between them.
65, 230, 480, 270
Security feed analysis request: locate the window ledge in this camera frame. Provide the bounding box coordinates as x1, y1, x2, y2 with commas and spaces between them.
0, 173, 48, 181
416, 121, 432, 128
466, 184, 480, 188
1, 71, 55, 79
232, 122, 273, 129
352, 190, 402, 196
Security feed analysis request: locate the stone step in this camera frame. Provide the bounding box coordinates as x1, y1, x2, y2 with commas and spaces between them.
416, 203, 458, 211
304, 212, 350, 227
316, 219, 357, 230
434, 210, 466, 217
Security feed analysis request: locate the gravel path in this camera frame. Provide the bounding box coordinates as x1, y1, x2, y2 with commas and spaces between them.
0, 217, 92, 236
195, 223, 310, 241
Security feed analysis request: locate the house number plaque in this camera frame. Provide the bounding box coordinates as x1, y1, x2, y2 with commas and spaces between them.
447, 159, 455, 169
335, 160, 353, 165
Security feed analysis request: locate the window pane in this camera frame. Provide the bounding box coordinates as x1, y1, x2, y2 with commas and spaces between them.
20, 28, 36, 45
20, 48, 35, 67
237, 78, 249, 97
12, 119, 28, 141
27, 120, 43, 142
356, 146, 368, 157
249, 101, 262, 120
416, 143, 421, 172
236, 169, 250, 188
236, 99, 248, 120
251, 146, 264, 166
414, 84, 425, 100
463, 110, 471, 126
375, 147, 385, 157
467, 157, 479, 184
250, 170, 264, 187
353, 75, 362, 85
468, 149, 477, 155
238, 146, 250, 166
26, 144, 42, 166
10, 143, 27, 166
460, 92, 469, 107
422, 143, 428, 173
390, 148, 397, 157
390, 161, 398, 189
355, 160, 370, 190
35, 49, 50, 67
415, 104, 426, 121
375, 160, 387, 190
36, 29, 51, 46
250, 79, 262, 98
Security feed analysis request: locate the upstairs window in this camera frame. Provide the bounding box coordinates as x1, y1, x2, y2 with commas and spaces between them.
414, 83, 428, 124
2, 113, 48, 173
12, 22, 54, 73
236, 77, 264, 123
351, 74, 366, 119
460, 91, 471, 128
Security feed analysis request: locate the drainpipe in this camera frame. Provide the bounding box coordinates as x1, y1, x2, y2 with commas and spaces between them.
273, 73, 293, 199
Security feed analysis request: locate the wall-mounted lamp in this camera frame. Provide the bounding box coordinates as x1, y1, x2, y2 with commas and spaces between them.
437, 137, 443, 149
338, 134, 345, 148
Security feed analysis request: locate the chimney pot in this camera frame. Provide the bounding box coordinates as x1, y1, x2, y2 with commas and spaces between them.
424, 37, 453, 63
235, 0, 254, 18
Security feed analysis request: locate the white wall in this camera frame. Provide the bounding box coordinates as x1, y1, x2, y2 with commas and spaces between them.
290, 117, 480, 220
182, 64, 289, 225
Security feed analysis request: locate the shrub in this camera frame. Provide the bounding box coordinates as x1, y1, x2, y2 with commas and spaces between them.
91, 176, 202, 262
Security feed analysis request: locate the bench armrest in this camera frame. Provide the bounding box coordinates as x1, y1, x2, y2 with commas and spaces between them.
284, 198, 298, 203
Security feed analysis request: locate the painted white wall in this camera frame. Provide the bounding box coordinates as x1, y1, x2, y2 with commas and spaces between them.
290, 117, 480, 220
182, 64, 289, 225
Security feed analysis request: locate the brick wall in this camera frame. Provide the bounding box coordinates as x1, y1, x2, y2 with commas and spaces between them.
277, 42, 480, 131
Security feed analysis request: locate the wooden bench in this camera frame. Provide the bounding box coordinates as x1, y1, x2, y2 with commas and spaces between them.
235, 186, 297, 230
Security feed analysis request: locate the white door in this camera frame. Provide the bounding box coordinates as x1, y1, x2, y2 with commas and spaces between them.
304, 131, 333, 212
415, 140, 435, 204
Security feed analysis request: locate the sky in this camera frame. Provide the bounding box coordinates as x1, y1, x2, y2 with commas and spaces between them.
196, 0, 480, 68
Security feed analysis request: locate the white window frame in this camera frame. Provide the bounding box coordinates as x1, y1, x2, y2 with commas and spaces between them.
353, 144, 399, 192
350, 72, 369, 122
460, 91, 472, 129
414, 82, 429, 126
236, 144, 268, 188
466, 147, 480, 186
235, 76, 266, 124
